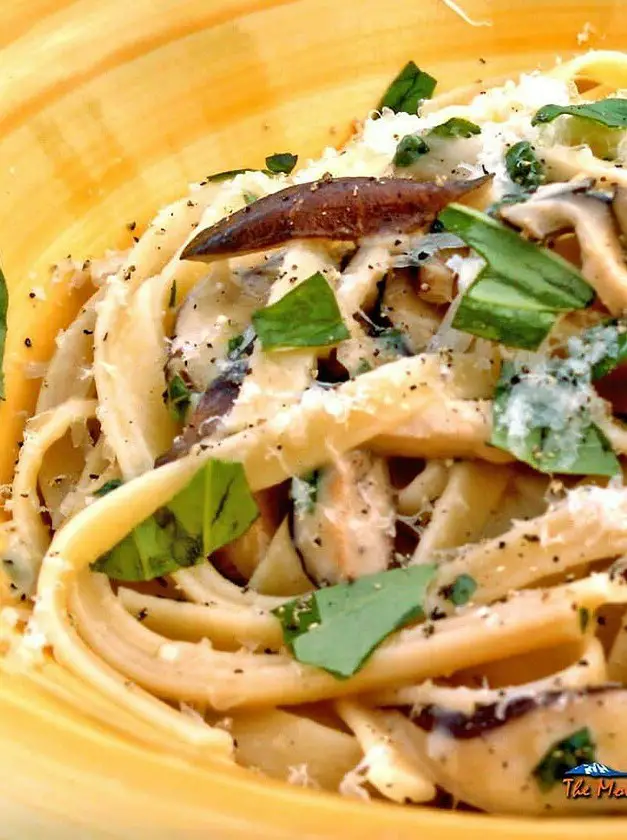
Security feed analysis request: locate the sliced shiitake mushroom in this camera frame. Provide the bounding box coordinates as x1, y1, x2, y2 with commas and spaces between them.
291, 450, 395, 586
181, 175, 492, 261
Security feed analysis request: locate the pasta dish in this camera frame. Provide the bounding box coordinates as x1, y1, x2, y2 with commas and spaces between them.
3, 49, 627, 816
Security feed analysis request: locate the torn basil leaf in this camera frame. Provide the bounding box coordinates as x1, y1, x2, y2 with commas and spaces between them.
91, 459, 258, 582
252, 271, 349, 350
533, 98, 627, 129
452, 269, 560, 350
167, 374, 191, 423
265, 152, 298, 175
274, 565, 437, 678
505, 141, 544, 191
491, 360, 621, 476
206, 168, 257, 182
378, 61, 437, 114
429, 117, 481, 139
393, 134, 430, 167
440, 205, 593, 310
0, 268, 7, 400
532, 728, 596, 791
441, 204, 594, 349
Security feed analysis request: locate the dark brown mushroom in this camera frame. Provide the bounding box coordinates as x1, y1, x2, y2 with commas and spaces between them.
181, 175, 492, 261
156, 373, 242, 467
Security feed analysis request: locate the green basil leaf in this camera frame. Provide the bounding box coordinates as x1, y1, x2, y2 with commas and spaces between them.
91, 459, 258, 582
429, 117, 481, 139
393, 134, 430, 167
0, 268, 7, 400
443, 573, 477, 606
273, 565, 437, 678
439, 204, 594, 311
491, 360, 621, 476
206, 168, 257, 183
167, 374, 191, 423
452, 269, 559, 349
378, 61, 437, 114
167, 459, 259, 556
505, 141, 544, 191
532, 98, 627, 129
252, 272, 350, 350
532, 728, 596, 791
265, 152, 298, 175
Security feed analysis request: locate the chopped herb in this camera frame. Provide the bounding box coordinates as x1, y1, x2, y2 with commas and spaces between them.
291, 470, 321, 516
440, 204, 594, 349
91, 459, 258, 582
491, 360, 621, 477
252, 272, 349, 350
167, 374, 191, 423
0, 268, 7, 399
378, 61, 437, 114
533, 98, 627, 129
273, 565, 437, 678
227, 325, 256, 361
428, 117, 481, 139
168, 279, 177, 309
571, 319, 627, 381
393, 119, 480, 168
206, 168, 256, 182
532, 728, 596, 791
265, 152, 298, 175
505, 141, 544, 191
393, 134, 430, 167
243, 192, 258, 205
374, 326, 413, 357
443, 573, 477, 606
227, 333, 244, 356
354, 358, 373, 376
94, 479, 123, 498
579, 607, 590, 633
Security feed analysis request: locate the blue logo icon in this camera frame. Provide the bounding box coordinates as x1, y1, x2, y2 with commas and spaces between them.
564, 762, 627, 779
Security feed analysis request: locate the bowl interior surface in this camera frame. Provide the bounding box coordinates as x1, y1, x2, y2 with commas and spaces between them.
1, 1, 627, 837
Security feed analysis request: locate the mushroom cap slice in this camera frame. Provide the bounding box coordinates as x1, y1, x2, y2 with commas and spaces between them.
292, 450, 395, 586
181, 175, 492, 261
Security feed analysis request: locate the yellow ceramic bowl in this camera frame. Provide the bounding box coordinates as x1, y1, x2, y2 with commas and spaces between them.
2, 1, 627, 837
